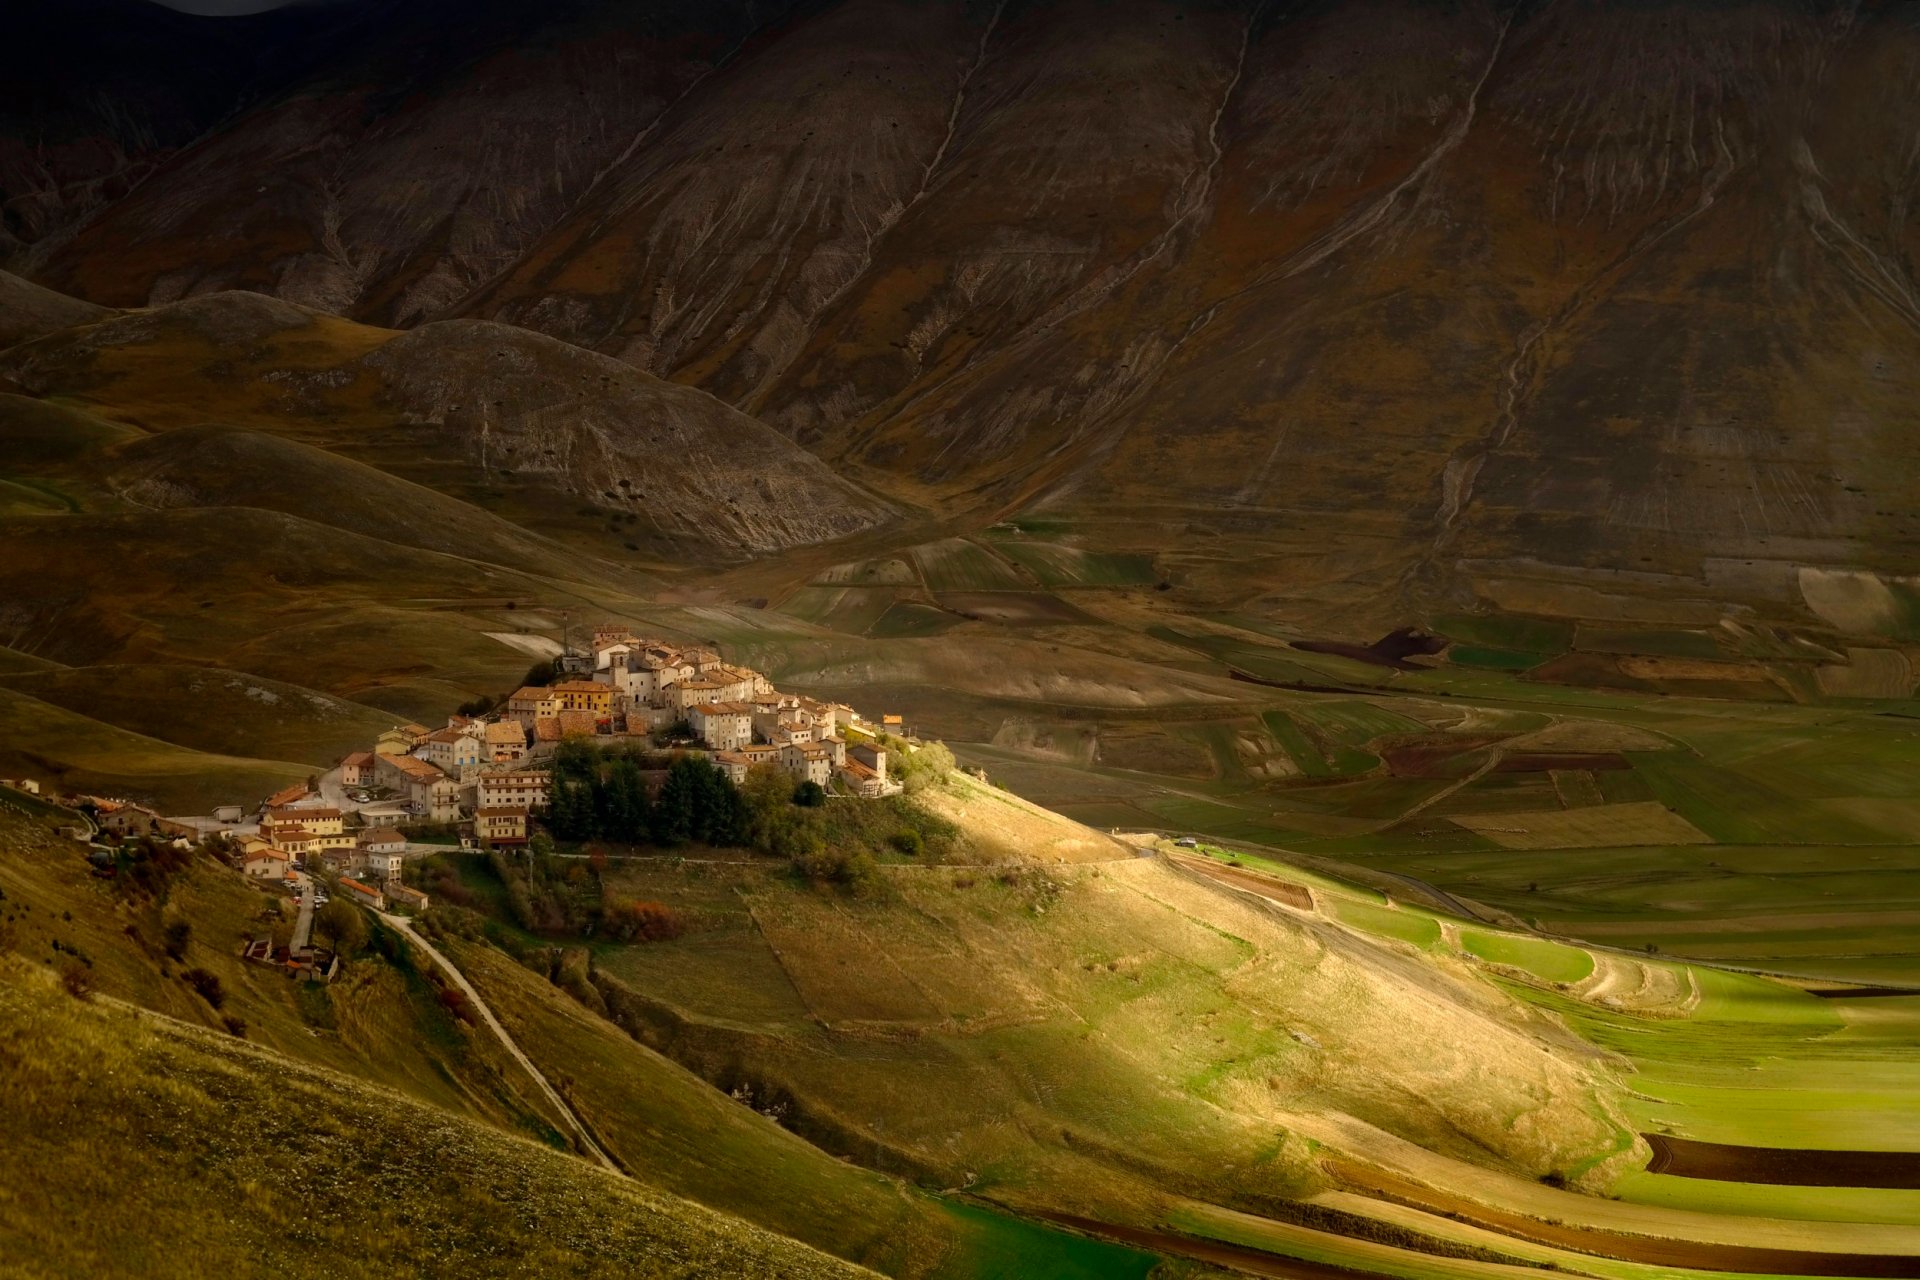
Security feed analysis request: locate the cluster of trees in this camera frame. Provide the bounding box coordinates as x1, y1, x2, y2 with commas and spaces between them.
545, 742, 749, 846
454, 657, 557, 718
105, 835, 197, 899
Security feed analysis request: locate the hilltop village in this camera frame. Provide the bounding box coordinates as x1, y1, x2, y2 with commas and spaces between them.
25, 627, 911, 927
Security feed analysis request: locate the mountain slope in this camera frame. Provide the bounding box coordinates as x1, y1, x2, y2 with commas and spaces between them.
0, 291, 895, 558
20, 0, 1920, 632
0, 957, 876, 1280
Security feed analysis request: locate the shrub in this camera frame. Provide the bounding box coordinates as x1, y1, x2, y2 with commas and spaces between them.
221, 1015, 249, 1039
163, 920, 193, 961
59, 962, 93, 1001
439, 984, 474, 1023
182, 967, 225, 1009
888, 829, 923, 857
792, 780, 825, 808
601, 899, 687, 943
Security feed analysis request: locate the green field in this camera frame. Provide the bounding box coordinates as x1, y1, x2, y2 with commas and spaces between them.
1447, 645, 1548, 670
986, 541, 1157, 588
1432, 614, 1575, 655
1460, 929, 1595, 984
909, 539, 1028, 591
1332, 900, 1443, 949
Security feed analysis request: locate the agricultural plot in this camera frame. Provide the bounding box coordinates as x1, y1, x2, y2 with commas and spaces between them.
1147, 626, 1379, 687
775, 585, 900, 635
1447, 645, 1548, 671
1551, 770, 1607, 808
1332, 900, 1442, 950
1460, 929, 1595, 985
909, 538, 1028, 591
987, 540, 1157, 588
934, 591, 1096, 626
1432, 613, 1574, 655
747, 893, 945, 1026
1260, 710, 1332, 776
1574, 627, 1726, 659
1449, 801, 1712, 849
865, 601, 961, 638
1630, 753, 1888, 844
1261, 699, 1423, 777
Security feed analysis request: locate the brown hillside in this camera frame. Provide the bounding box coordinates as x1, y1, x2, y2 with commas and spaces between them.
14, 2, 1920, 628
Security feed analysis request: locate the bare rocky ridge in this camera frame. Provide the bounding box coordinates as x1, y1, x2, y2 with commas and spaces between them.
12, 0, 1920, 629
0, 293, 893, 558
358, 320, 895, 555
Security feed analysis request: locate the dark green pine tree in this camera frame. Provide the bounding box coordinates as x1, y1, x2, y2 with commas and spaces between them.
549, 779, 597, 841
652, 757, 698, 845
600, 756, 651, 843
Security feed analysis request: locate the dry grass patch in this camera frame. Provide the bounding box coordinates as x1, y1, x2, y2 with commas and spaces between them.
1450, 802, 1711, 850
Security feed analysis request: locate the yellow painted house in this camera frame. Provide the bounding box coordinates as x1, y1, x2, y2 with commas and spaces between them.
548, 680, 613, 717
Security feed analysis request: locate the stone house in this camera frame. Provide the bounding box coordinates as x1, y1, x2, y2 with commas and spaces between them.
95, 802, 159, 839
548, 680, 613, 718
242, 847, 292, 879
386, 882, 430, 913
505, 685, 559, 728
421, 727, 482, 774
425, 777, 463, 823
339, 752, 377, 787
840, 743, 902, 798
477, 769, 548, 812
263, 782, 311, 811
338, 879, 385, 911
475, 807, 529, 847
484, 720, 528, 763
363, 848, 405, 880
265, 806, 343, 838
670, 679, 728, 716
358, 827, 405, 856
689, 702, 753, 752
714, 745, 781, 785
782, 743, 834, 789
375, 754, 459, 820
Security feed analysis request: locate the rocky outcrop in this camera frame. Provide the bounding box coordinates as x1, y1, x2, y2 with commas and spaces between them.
356, 321, 893, 555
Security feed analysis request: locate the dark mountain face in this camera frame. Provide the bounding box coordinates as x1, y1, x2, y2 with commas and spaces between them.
10, 0, 1920, 632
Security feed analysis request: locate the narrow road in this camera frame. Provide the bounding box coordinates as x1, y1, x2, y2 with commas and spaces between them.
374, 911, 620, 1173
1394, 747, 1503, 823
289, 873, 315, 952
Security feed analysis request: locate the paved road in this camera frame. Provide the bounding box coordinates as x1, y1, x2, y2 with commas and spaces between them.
289, 873, 315, 952
375, 911, 620, 1173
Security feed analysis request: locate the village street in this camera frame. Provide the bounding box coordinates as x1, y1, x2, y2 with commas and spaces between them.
289, 871, 315, 952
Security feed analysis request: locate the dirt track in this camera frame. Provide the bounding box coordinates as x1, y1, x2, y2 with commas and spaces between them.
1646, 1134, 1920, 1190
1170, 854, 1313, 911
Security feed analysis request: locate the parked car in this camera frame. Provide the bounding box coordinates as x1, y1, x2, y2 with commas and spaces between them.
1173, 836, 1199, 848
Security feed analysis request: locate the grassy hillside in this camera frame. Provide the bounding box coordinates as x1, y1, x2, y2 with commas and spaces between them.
95, 424, 637, 586
0, 685, 309, 812
0, 805, 1171, 1278
0, 664, 396, 768
0, 957, 878, 1280
0, 293, 895, 560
